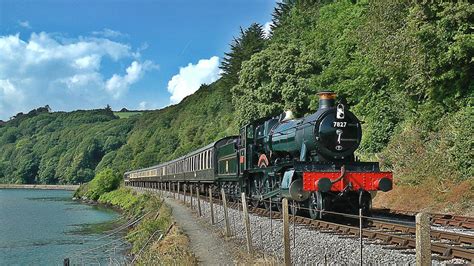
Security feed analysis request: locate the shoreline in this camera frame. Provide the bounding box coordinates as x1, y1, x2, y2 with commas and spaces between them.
0, 184, 79, 191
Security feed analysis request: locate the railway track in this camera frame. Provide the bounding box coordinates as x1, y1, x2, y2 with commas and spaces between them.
137, 186, 474, 262
373, 208, 474, 230
244, 205, 474, 262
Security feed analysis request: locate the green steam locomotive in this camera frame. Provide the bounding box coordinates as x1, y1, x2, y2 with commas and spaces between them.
125, 92, 393, 218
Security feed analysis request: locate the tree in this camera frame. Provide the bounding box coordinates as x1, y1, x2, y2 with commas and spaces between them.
220, 23, 266, 86
232, 44, 320, 126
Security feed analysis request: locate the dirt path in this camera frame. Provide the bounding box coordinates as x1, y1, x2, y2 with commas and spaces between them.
164, 197, 237, 265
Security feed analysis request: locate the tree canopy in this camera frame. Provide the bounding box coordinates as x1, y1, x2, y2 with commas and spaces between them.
0, 1, 471, 187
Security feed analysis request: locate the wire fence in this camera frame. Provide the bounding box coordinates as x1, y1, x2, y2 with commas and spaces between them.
136, 184, 432, 265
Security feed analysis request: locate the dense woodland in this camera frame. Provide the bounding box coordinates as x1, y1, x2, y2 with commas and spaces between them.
0, 1, 472, 199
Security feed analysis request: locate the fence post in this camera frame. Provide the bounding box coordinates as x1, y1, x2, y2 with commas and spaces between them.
190, 185, 194, 209
241, 192, 253, 254
177, 182, 180, 197
359, 208, 363, 265
209, 187, 215, 224
416, 213, 431, 266
221, 188, 231, 237
196, 187, 202, 216
184, 184, 187, 204
282, 198, 291, 266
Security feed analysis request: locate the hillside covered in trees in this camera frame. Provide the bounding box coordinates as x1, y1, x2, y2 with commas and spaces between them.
0, 1, 472, 212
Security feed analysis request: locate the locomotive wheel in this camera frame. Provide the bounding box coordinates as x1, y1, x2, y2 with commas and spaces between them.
249, 179, 261, 208
263, 180, 273, 211
309, 192, 327, 220
275, 199, 282, 213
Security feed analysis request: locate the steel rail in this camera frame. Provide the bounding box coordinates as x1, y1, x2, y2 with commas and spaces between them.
373, 208, 474, 230
245, 205, 474, 262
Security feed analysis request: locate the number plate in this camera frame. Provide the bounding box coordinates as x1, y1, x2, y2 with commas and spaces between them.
333, 122, 347, 127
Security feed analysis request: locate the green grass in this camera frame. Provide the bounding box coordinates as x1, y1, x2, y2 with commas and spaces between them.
114, 111, 143, 119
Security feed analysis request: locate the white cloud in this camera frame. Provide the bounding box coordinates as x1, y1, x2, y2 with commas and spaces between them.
167, 56, 221, 104
18, 20, 31, 29
263, 22, 273, 38
105, 60, 155, 99
92, 28, 127, 38
0, 79, 25, 118
0, 32, 156, 119
138, 101, 148, 110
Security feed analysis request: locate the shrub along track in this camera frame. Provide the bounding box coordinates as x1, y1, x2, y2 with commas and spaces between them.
135, 185, 474, 262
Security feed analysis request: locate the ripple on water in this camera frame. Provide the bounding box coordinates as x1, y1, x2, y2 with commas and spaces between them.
0, 189, 129, 265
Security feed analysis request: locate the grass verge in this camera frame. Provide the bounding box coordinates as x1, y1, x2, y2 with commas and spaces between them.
91, 186, 196, 264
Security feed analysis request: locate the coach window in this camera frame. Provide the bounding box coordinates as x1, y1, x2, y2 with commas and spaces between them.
200, 154, 202, 170
209, 151, 212, 168
197, 154, 200, 171
207, 150, 210, 169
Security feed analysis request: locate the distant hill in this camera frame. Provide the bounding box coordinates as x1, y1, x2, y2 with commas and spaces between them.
0, 81, 235, 184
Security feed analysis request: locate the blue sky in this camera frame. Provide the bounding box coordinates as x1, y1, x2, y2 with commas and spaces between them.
0, 0, 275, 120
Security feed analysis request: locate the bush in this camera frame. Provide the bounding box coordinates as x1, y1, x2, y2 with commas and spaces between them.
380, 106, 472, 186
83, 168, 121, 200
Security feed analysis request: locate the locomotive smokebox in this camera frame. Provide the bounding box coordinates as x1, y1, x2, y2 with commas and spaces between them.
317, 91, 336, 110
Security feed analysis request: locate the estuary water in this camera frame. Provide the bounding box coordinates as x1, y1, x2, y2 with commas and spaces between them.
0, 189, 129, 265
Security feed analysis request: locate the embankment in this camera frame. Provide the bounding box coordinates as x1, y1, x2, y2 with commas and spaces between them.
0, 184, 79, 190
75, 185, 197, 264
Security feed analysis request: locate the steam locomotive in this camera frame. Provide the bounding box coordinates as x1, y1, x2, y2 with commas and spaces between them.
125, 91, 393, 218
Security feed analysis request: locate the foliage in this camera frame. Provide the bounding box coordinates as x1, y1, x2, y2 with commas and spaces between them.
0, 1, 471, 190
231, 1, 472, 183
381, 106, 473, 185
81, 168, 122, 200
220, 23, 267, 87
232, 43, 320, 125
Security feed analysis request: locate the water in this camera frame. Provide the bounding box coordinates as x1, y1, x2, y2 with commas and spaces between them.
0, 189, 129, 265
